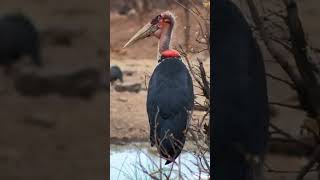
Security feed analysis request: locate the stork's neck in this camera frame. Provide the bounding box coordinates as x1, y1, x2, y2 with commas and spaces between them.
158, 23, 173, 55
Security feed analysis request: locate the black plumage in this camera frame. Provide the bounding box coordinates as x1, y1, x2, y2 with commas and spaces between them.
147, 57, 194, 165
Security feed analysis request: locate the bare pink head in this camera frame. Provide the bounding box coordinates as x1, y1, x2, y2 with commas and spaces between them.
123, 11, 176, 55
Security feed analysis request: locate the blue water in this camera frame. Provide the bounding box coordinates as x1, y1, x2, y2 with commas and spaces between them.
110, 143, 210, 180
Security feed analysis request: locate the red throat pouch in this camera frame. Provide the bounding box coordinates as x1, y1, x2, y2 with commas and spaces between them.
161, 49, 181, 58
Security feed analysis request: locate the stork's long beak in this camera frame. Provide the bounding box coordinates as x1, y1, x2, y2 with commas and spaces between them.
123, 23, 158, 48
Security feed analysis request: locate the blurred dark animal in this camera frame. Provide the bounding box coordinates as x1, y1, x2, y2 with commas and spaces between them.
110, 65, 123, 83
0, 13, 42, 73
212, 0, 269, 180
123, 11, 194, 165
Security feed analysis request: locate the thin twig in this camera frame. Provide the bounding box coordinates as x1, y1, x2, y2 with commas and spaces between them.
264, 163, 317, 174
269, 123, 311, 149
296, 145, 320, 180
269, 102, 302, 110
266, 73, 296, 89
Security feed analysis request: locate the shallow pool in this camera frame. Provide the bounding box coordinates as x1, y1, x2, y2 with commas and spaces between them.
110, 142, 210, 180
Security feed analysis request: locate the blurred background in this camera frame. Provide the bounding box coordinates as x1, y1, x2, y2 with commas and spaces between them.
110, 0, 210, 179
0, 0, 107, 179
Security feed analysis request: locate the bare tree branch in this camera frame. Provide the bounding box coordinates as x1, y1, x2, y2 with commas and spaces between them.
266, 73, 296, 89
269, 102, 302, 110
296, 145, 320, 180
246, 0, 303, 88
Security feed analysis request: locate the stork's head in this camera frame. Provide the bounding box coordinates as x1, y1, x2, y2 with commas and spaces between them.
123, 11, 175, 48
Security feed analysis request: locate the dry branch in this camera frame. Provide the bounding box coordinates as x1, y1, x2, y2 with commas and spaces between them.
246, 0, 302, 87
241, 0, 320, 179
266, 73, 296, 89
296, 145, 320, 180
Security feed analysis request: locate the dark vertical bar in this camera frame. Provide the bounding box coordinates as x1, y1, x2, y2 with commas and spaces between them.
211, 0, 269, 179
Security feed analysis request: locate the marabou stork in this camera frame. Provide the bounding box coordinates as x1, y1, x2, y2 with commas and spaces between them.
124, 11, 194, 165
212, 0, 269, 179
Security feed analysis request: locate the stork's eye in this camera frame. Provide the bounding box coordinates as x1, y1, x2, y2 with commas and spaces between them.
163, 19, 171, 24
151, 15, 162, 25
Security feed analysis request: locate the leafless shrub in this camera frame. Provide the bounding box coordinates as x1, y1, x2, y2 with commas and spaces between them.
235, 0, 320, 179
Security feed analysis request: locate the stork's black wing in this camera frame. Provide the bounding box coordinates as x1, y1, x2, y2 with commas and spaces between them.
146, 58, 194, 164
